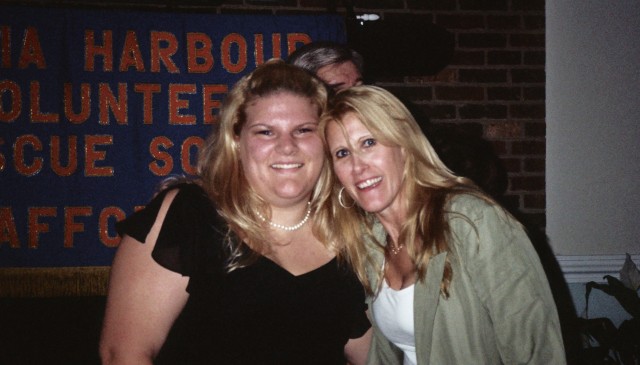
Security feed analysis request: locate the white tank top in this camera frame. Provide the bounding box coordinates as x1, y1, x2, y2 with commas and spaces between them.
372, 279, 417, 365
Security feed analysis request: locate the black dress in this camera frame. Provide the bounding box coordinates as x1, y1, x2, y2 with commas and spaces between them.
116, 183, 370, 365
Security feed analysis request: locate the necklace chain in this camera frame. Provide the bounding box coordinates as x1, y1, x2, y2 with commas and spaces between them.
255, 202, 312, 231
386, 235, 404, 255
388, 243, 404, 255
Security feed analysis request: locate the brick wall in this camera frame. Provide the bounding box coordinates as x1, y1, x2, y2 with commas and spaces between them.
10, 0, 547, 227
211, 0, 547, 226
347, 2, 544, 228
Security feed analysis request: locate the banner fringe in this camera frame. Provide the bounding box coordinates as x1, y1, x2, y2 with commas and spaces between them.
0, 267, 110, 298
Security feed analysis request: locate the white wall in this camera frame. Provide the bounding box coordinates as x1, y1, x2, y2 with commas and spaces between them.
546, 0, 640, 257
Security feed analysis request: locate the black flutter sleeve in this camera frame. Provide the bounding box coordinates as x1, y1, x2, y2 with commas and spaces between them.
115, 183, 228, 278
343, 267, 372, 339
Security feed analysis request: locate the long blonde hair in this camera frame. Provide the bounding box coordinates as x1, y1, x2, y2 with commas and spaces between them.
321, 85, 489, 296
198, 60, 334, 270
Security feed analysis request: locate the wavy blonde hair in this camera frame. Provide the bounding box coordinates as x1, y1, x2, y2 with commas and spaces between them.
320, 85, 490, 296
198, 60, 334, 270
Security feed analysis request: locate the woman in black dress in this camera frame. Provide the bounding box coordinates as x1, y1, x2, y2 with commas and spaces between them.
99, 60, 372, 365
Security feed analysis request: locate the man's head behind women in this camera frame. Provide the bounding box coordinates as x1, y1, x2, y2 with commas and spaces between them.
287, 41, 364, 92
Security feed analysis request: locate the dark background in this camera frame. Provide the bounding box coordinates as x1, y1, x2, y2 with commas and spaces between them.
0, 297, 105, 364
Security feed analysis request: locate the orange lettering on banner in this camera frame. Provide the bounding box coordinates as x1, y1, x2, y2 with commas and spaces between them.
51, 135, 79, 176
181, 136, 204, 175
149, 136, 173, 176
187, 32, 214, 73
168, 84, 196, 125
287, 33, 311, 55
14, 134, 43, 176
99, 206, 125, 247
28, 207, 57, 248
221, 33, 247, 74
1, 26, 10, 68
19, 27, 46, 69
148, 136, 206, 176
119, 31, 145, 72
0, 205, 150, 249
254, 34, 264, 65
85, 135, 114, 177
134, 83, 161, 124
64, 83, 91, 124
271, 33, 282, 59
78, 29, 312, 74
64, 206, 92, 248
9, 135, 117, 177
98, 83, 128, 125
4, 81, 232, 126
30, 81, 59, 123
0, 138, 5, 172
85, 30, 113, 72
0, 207, 21, 248
150, 31, 179, 73
0, 80, 21, 122
203, 84, 227, 124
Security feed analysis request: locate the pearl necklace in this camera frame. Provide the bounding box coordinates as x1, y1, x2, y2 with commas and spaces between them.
255, 202, 312, 231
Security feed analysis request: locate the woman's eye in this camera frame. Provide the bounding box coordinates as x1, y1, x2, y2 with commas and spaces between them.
334, 149, 350, 159
296, 125, 317, 135
363, 138, 376, 147
256, 129, 272, 136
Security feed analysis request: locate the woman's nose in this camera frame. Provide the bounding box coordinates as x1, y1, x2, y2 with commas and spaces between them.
276, 134, 297, 154
351, 153, 368, 174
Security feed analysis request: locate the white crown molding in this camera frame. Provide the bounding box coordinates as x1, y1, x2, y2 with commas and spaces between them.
556, 254, 640, 283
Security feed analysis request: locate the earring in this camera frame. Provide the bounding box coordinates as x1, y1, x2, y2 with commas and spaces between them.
338, 187, 355, 209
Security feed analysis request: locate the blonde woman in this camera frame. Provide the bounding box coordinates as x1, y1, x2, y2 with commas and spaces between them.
100, 61, 371, 365
321, 85, 566, 365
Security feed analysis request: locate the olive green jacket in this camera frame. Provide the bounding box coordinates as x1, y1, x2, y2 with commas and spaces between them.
364, 194, 566, 365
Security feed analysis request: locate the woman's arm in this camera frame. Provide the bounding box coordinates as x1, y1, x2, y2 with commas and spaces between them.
454, 196, 566, 364
99, 190, 189, 365
344, 327, 372, 365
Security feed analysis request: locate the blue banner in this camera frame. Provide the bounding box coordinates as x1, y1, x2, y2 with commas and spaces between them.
0, 5, 346, 267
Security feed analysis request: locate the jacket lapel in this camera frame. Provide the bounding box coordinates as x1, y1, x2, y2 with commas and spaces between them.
414, 251, 447, 365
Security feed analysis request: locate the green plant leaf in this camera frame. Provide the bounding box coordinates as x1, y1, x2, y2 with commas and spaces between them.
613, 318, 640, 365
577, 317, 618, 348
596, 275, 640, 319
620, 253, 640, 291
